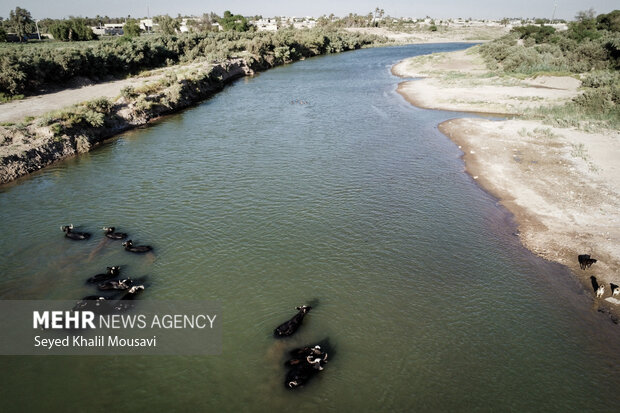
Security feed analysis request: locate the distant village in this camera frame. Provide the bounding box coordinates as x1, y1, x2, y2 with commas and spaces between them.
87, 16, 569, 37
1, 10, 570, 42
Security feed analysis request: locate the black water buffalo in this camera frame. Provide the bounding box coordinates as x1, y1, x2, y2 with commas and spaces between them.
87, 266, 121, 283
97, 278, 133, 291
122, 240, 153, 253
590, 276, 605, 297
274, 305, 312, 338
113, 285, 145, 311
61, 224, 91, 240
578, 254, 597, 270
102, 227, 128, 240
285, 344, 328, 389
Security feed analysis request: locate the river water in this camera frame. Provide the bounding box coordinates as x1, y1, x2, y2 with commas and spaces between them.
1, 44, 619, 412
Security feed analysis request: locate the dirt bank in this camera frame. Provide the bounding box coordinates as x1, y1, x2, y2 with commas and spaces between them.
394, 48, 620, 320
0, 59, 255, 185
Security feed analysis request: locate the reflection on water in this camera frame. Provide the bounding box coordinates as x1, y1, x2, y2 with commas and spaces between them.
1, 44, 619, 412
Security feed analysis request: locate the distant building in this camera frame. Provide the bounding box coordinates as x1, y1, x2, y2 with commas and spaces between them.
253, 18, 278, 31
251, 16, 316, 31
140, 19, 157, 32
91, 23, 124, 36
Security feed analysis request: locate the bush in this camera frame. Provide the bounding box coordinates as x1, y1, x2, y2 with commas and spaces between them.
124, 19, 141, 38
0, 54, 26, 94
513, 25, 556, 43
481, 12, 618, 74
0, 28, 384, 96
50, 18, 98, 41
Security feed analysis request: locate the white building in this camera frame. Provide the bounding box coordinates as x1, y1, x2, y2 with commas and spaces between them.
91, 23, 123, 36
140, 19, 157, 32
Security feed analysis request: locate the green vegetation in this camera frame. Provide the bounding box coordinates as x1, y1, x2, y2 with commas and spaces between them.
479, 9, 619, 130
49, 18, 98, 41
219, 10, 250, 32
154, 15, 181, 35
0, 28, 383, 97
480, 9, 620, 73
123, 19, 141, 38
8, 7, 34, 42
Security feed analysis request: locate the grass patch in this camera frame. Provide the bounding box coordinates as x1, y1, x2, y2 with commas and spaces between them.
571, 143, 588, 160
0, 93, 25, 103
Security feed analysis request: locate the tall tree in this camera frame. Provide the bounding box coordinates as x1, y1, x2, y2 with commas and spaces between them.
9, 7, 35, 42
0, 17, 6, 42
49, 18, 97, 41
123, 18, 141, 37
219, 10, 249, 31
154, 15, 180, 35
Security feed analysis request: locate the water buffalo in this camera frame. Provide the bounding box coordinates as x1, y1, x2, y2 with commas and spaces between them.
102, 227, 128, 240
61, 224, 91, 240
97, 278, 133, 291
87, 266, 121, 283
578, 254, 597, 270
122, 240, 153, 253
113, 285, 145, 311
274, 305, 312, 338
590, 276, 600, 292
285, 344, 329, 389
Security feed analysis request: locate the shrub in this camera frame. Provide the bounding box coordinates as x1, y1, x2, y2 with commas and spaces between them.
50, 18, 98, 41
0, 28, 384, 97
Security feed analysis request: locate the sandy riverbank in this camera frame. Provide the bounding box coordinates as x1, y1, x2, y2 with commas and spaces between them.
394, 48, 620, 318
345, 25, 509, 44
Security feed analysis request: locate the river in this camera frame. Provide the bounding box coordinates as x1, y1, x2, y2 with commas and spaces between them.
1, 43, 619, 412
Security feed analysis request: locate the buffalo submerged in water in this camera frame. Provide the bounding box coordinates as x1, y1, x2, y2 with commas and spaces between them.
273, 305, 312, 337
284, 343, 330, 389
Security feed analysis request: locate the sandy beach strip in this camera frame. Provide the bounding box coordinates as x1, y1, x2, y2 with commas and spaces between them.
393, 48, 620, 317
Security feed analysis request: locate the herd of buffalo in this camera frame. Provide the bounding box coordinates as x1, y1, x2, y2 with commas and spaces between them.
273, 304, 329, 389
63, 225, 326, 389
62, 224, 153, 312
64, 228, 616, 387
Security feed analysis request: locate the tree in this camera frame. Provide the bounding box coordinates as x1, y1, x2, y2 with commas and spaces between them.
219, 10, 250, 31
568, 9, 601, 42
9, 7, 35, 42
154, 15, 180, 35
575, 8, 596, 22
49, 18, 97, 41
596, 10, 620, 32
123, 19, 141, 37
0, 18, 6, 42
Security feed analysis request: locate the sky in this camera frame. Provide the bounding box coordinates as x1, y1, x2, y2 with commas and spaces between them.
0, 0, 617, 21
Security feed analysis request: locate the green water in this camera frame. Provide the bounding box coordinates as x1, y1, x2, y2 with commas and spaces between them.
1, 44, 619, 412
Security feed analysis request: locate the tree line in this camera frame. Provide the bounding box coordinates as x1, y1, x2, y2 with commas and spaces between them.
0, 28, 384, 96
0, 7, 256, 42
